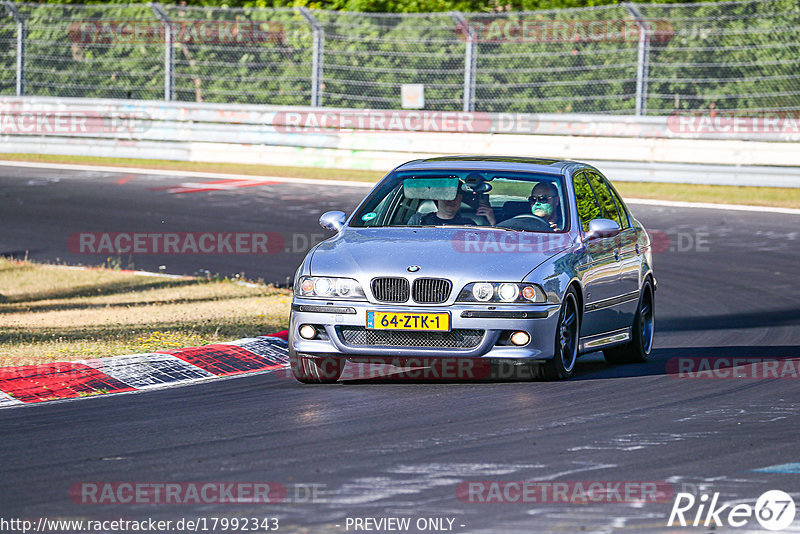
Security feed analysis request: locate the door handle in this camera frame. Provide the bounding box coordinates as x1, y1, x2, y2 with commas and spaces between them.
614, 250, 620, 261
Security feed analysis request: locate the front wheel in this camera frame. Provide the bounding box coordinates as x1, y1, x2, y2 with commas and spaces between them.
289, 347, 344, 384
533, 288, 580, 381
604, 279, 655, 364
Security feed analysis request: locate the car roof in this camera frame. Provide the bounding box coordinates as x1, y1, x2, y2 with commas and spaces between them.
394, 156, 588, 176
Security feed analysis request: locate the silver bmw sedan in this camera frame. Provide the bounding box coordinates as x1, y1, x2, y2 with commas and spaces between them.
289, 156, 655, 382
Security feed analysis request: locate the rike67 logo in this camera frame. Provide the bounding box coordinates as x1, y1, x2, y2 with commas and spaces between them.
668, 490, 796, 531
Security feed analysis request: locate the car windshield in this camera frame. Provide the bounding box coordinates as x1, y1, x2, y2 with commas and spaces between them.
350, 170, 568, 233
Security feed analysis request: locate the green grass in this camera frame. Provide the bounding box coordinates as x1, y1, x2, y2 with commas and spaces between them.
0, 258, 291, 366
613, 182, 800, 209
2, 152, 798, 209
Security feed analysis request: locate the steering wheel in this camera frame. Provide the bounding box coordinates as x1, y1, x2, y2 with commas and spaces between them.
496, 214, 552, 231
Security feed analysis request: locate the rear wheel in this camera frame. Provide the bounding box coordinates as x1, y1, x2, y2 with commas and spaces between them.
604, 279, 655, 364
289, 347, 344, 384
534, 288, 580, 381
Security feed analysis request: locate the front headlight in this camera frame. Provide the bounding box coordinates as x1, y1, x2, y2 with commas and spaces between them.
497, 283, 519, 302
457, 282, 546, 303
472, 282, 494, 302
296, 276, 367, 300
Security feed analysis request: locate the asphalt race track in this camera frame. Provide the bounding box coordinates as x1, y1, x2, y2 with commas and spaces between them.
1, 163, 800, 533
0, 165, 371, 285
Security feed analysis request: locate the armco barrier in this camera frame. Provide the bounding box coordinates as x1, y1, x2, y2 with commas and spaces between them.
1, 97, 799, 187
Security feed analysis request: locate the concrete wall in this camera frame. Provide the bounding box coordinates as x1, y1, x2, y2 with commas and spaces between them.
2, 96, 798, 186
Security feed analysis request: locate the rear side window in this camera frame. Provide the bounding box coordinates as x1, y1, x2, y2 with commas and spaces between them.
586, 172, 624, 229
572, 172, 602, 232
606, 183, 631, 229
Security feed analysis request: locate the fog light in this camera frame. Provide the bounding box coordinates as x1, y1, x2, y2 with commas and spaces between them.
510, 331, 530, 346
299, 324, 317, 340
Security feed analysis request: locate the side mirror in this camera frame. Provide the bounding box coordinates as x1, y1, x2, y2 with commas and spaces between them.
585, 218, 621, 240
319, 211, 346, 232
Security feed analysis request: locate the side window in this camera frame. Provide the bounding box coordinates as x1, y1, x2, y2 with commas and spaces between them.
606, 184, 631, 229
572, 172, 602, 232
586, 172, 623, 229
365, 193, 395, 226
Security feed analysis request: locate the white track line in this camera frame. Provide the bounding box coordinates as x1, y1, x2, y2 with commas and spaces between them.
0, 391, 22, 406
0, 160, 375, 188
2, 160, 798, 214
626, 198, 800, 215
56, 264, 191, 279
53, 264, 263, 287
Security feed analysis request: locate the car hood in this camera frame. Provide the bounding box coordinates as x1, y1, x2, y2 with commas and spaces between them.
310, 227, 573, 282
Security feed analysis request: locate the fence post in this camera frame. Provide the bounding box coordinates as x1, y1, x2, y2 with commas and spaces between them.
150, 3, 174, 101
623, 2, 650, 116
3, 1, 26, 96
298, 7, 323, 108
451, 12, 476, 112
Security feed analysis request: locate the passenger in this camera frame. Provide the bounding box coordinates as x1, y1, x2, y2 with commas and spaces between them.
471, 193, 497, 226
417, 192, 476, 226
462, 172, 496, 226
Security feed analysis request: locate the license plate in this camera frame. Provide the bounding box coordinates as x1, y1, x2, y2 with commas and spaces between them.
366, 311, 450, 331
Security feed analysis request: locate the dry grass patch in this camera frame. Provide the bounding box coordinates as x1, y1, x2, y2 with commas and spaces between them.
0, 258, 291, 366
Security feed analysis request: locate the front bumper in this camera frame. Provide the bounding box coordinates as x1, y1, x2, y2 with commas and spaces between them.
289, 297, 562, 360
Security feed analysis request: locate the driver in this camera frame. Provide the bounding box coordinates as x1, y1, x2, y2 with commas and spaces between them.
528, 182, 562, 230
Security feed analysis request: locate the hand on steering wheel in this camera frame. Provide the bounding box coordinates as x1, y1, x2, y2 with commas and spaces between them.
512, 214, 548, 224
497, 214, 553, 231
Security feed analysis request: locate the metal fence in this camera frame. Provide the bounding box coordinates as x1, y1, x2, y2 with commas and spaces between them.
1, 0, 798, 115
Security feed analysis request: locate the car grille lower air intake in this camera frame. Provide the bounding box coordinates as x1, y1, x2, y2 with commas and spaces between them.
338, 327, 484, 349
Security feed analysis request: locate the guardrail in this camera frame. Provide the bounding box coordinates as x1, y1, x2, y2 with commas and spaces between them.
1, 96, 799, 187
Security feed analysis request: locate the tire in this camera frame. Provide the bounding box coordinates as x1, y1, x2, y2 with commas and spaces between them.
289, 347, 344, 384
603, 279, 655, 365
534, 288, 580, 381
